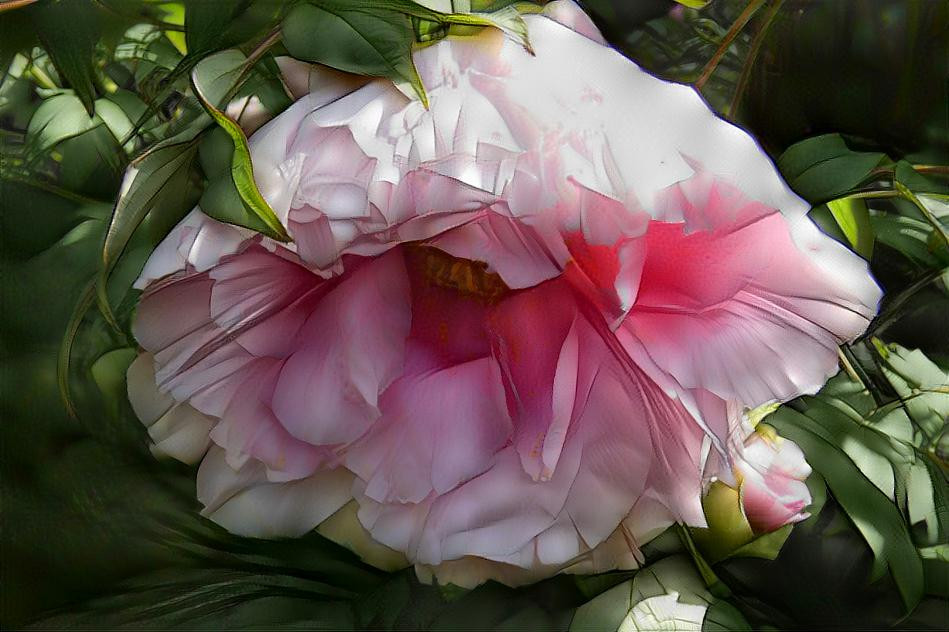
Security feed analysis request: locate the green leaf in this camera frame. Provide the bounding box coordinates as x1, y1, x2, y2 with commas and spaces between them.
674, 0, 711, 8
57, 277, 97, 419
826, 196, 874, 258
777, 133, 887, 203
870, 214, 944, 268
570, 579, 634, 632
26, 92, 98, 157
190, 50, 290, 241
185, 0, 249, 55
97, 124, 204, 327
702, 599, 752, 632
875, 342, 949, 446
894, 160, 949, 196
282, 2, 426, 104
28, 0, 101, 114
727, 524, 793, 562
282, 1, 531, 105
769, 406, 924, 611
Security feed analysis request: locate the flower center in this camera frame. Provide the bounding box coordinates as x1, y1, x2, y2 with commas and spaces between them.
406, 245, 510, 303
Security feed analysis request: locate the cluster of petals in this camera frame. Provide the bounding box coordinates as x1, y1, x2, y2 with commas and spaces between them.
128, 1, 880, 585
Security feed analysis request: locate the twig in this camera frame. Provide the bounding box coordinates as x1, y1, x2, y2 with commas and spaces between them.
695, 0, 766, 91
728, 0, 783, 118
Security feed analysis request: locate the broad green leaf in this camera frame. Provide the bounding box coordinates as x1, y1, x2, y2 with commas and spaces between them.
191, 50, 291, 241
199, 170, 277, 236
571, 556, 710, 632
28, 0, 101, 114
870, 214, 944, 268
26, 93, 98, 157
921, 545, 949, 599
777, 133, 887, 203
184, 0, 248, 55
282, 2, 427, 103
769, 406, 924, 611
570, 579, 635, 632
827, 196, 873, 258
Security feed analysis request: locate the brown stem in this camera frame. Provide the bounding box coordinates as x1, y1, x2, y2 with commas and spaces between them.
695, 0, 766, 91
728, 0, 783, 118
0, 0, 38, 13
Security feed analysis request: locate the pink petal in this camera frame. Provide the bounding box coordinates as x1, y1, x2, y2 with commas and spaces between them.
345, 352, 512, 504
209, 358, 330, 482
621, 179, 880, 406
272, 250, 411, 445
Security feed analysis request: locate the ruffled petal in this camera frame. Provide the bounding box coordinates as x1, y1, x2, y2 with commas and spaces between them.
345, 353, 512, 504
272, 250, 411, 445
621, 176, 880, 406
127, 353, 214, 464
196, 446, 353, 538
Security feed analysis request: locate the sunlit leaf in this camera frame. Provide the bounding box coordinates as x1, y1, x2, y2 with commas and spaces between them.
769, 406, 924, 611
826, 196, 874, 258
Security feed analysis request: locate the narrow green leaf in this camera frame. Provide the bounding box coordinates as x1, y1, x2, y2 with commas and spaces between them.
58, 277, 97, 419
190, 51, 290, 241
770, 407, 924, 611
29, 0, 101, 114
97, 125, 204, 327
674, 0, 711, 8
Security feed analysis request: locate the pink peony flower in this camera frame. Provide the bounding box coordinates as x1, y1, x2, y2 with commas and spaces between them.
127, 1, 879, 586
737, 426, 813, 534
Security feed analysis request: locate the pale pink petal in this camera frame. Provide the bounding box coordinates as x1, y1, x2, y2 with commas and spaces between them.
134, 210, 248, 289
737, 432, 812, 533
209, 359, 330, 482
197, 447, 353, 538
429, 210, 565, 289
542, 0, 608, 44
345, 353, 512, 504
127, 352, 214, 464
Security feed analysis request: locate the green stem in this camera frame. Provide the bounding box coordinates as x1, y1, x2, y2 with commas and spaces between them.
26, 63, 57, 90
695, 0, 766, 91
843, 190, 900, 200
